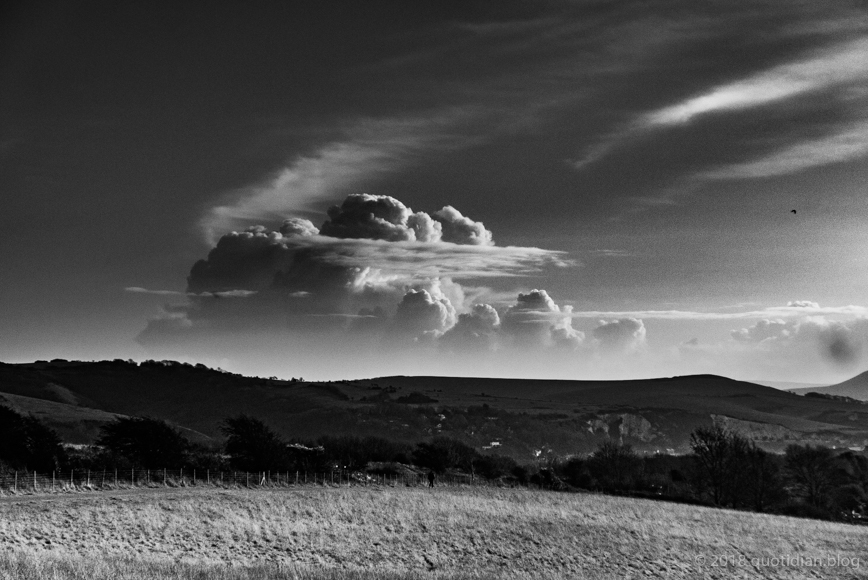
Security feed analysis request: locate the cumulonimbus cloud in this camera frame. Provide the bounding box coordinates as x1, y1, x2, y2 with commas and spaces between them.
139, 194, 575, 350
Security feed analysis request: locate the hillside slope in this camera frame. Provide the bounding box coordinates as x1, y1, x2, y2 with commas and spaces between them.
2, 360, 868, 458
790, 370, 868, 401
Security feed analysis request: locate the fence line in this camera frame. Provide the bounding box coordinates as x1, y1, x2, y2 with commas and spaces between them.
0, 469, 509, 494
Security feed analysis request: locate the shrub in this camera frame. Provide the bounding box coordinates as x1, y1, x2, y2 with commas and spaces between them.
587, 441, 641, 491
96, 417, 188, 469
221, 415, 289, 471
0, 406, 67, 471
413, 437, 478, 473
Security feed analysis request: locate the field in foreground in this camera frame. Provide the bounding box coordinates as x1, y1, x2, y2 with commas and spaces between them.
0, 486, 866, 579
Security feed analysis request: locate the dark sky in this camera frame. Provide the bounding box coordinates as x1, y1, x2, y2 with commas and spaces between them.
2, 0, 867, 383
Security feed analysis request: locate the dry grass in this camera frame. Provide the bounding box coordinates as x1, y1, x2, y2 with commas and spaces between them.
1, 486, 866, 579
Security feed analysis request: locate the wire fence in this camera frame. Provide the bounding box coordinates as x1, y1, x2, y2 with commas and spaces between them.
0, 469, 506, 494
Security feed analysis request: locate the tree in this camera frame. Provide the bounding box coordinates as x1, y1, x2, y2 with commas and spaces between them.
221, 415, 288, 471
784, 444, 839, 509
0, 406, 67, 471
689, 425, 750, 506
587, 441, 641, 491
474, 454, 518, 480
741, 445, 785, 512
557, 456, 592, 489
318, 435, 411, 471
97, 417, 188, 468
413, 437, 478, 474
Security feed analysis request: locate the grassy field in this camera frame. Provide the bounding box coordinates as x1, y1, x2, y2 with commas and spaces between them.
0, 485, 866, 579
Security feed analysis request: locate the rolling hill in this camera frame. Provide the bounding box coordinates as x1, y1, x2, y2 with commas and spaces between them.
1, 359, 867, 460
789, 370, 868, 401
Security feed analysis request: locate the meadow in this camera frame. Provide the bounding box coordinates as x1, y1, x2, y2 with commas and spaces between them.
1, 485, 866, 579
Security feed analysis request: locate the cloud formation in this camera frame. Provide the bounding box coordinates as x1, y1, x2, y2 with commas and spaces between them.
729, 316, 868, 369
319, 194, 493, 245
198, 112, 483, 244
574, 37, 868, 179
141, 194, 575, 353
592, 318, 647, 354
644, 38, 868, 128
701, 119, 868, 179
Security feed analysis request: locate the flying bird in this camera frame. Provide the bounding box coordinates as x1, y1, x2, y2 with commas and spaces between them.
791, 209, 797, 214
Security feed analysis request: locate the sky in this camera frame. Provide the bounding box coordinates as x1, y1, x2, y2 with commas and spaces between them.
2, 0, 868, 384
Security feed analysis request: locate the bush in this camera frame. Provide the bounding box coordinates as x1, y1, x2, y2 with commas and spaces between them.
413, 437, 478, 473
96, 417, 188, 469
318, 435, 411, 471
221, 415, 289, 471
587, 441, 641, 491
558, 456, 592, 489
0, 406, 67, 471
474, 454, 518, 480
784, 444, 839, 509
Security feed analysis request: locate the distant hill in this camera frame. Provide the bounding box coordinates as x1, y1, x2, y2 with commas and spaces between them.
751, 380, 828, 391
2, 360, 868, 460
790, 370, 868, 401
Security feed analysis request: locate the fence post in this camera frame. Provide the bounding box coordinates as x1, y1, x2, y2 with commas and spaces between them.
14, 471, 17, 493
115, 469, 118, 487
52, 471, 55, 491
207, 469, 210, 485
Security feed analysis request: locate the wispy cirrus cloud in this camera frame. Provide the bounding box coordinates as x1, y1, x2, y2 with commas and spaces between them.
574, 37, 868, 170
700, 118, 868, 179
125, 287, 258, 298
643, 37, 868, 127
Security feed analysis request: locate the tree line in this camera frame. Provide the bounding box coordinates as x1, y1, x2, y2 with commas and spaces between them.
1, 405, 865, 522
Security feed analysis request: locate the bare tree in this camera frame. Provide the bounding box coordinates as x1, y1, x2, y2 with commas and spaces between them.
784, 444, 838, 509
689, 425, 749, 506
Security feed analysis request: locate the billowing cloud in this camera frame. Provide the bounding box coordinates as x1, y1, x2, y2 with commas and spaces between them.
318, 194, 494, 246
393, 289, 457, 339
592, 318, 647, 354
729, 316, 868, 369
440, 304, 502, 352
139, 195, 575, 363
432, 206, 494, 246
501, 289, 584, 349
